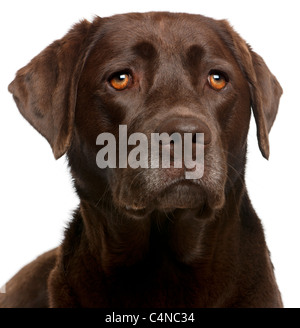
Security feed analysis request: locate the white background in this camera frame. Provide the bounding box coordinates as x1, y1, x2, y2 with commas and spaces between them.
0, 0, 299, 308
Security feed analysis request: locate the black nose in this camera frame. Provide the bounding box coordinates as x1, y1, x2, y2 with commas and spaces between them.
156, 117, 212, 145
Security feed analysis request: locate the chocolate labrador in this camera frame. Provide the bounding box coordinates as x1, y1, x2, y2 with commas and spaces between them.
1, 12, 283, 308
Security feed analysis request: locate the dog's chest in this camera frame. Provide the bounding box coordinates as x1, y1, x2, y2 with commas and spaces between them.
76, 257, 207, 307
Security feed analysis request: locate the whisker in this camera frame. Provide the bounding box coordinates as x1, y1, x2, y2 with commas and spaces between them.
95, 184, 110, 208
127, 170, 145, 195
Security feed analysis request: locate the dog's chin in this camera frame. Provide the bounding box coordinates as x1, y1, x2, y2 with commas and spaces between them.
154, 181, 206, 210
119, 181, 219, 219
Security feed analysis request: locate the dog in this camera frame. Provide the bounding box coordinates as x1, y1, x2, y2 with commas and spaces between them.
1, 12, 283, 308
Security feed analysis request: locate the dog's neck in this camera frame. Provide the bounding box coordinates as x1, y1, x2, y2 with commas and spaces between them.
78, 183, 244, 275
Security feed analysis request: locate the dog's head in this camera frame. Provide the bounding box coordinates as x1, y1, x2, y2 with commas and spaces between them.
9, 12, 282, 218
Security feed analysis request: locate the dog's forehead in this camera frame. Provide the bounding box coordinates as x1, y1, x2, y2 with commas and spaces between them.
96, 12, 225, 54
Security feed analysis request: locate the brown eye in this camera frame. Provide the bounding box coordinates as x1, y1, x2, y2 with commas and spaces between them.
109, 72, 131, 90
208, 71, 227, 91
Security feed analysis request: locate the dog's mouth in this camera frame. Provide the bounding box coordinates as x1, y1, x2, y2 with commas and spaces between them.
115, 150, 226, 219
119, 180, 208, 219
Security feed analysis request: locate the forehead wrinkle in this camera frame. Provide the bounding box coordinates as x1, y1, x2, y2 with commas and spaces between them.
91, 13, 238, 76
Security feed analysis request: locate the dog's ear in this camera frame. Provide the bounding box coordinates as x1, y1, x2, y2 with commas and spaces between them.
218, 20, 283, 159
8, 20, 93, 159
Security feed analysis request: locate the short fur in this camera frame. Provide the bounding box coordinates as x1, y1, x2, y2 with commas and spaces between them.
1, 12, 283, 308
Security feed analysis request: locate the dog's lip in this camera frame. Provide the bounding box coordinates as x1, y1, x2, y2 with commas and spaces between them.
125, 205, 145, 211
121, 205, 149, 218
120, 179, 204, 218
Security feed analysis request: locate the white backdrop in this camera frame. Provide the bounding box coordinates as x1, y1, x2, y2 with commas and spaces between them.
0, 0, 299, 308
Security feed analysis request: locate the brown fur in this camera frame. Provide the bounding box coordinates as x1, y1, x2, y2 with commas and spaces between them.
1, 12, 282, 308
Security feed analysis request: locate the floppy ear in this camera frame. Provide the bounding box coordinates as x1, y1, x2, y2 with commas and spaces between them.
8, 20, 92, 159
218, 20, 283, 159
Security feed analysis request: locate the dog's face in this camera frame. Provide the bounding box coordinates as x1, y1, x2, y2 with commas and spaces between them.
8, 12, 282, 219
